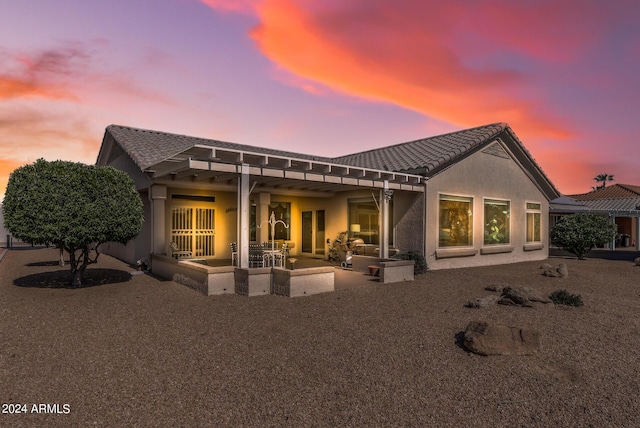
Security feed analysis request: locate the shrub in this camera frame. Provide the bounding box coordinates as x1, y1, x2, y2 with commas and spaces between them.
392, 252, 428, 275
550, 213, 617, 260
3, 159, 144, 287
550, 289, 584, 307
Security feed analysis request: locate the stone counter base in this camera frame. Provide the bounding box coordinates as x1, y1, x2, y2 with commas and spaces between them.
273, 267, 335, 297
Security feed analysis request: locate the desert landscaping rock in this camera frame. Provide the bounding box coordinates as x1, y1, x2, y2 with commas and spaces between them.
465, 295, 500, 308
462, 321, 541, 356
634, 257, 640, 266
543, 263, 569, 278
498, 286, 552, 307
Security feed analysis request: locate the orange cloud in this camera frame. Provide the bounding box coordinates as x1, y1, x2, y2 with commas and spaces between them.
0, 158, 29, 201
240, 0, 576, 141
0, 45, 89, 100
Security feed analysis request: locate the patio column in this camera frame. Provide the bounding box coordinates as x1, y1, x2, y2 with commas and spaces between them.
636, 217, 640, 250
237, 163, 250, 268
380, 180, 391, 259
258, 192, 271, 244
150, 185, 167, 255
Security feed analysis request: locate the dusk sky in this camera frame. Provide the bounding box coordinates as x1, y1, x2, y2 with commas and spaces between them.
1, 0, 639, 198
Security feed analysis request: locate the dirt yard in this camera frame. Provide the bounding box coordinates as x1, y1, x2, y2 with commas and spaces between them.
1, 247, 639, 427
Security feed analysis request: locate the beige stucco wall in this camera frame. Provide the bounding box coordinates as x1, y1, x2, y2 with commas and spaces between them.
157, 186, 420, 261
425, 142, 550, 270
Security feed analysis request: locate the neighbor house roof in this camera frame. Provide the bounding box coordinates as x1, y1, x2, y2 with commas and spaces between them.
569, 184, 640, 201
550, 185, 640, 216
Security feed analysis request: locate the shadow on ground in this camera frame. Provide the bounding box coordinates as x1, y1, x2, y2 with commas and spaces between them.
26, 260, 66, 267
14, 268, 133, 288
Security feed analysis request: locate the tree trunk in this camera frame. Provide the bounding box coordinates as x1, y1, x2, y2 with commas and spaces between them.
59, 247, 65, 266
71, 269, 83, 288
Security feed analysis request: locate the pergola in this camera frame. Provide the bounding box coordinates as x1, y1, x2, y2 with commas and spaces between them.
143, 145, 425, 267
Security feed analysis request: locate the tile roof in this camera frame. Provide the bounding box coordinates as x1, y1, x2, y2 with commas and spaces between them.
580, 198, 640, 213
104, 125, 333, 171
569, 184, 640, 200
331, 123, 508, 173
102, 122, 559, 199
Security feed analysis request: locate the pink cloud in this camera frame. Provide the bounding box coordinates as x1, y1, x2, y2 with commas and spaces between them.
240, 1, 574, 140
198, 0, 262, 14
0, 44, 91, 100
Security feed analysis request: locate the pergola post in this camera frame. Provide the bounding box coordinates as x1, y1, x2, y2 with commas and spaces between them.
380, 180, 391, 259
150, 185, 167, 255
237, 163, 250, 268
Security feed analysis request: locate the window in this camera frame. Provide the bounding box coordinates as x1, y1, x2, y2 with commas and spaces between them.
347, 198, 393, 245
526, 202, 541, 243
250, 202, 291, 241
270, 202, 291, 240
484, 199, 510, 245
171, 207, 215, 256
439, 195, 473, 247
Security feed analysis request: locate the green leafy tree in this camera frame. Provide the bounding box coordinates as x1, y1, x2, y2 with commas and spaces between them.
2, 159, 144, 287
550, 213, 617, 260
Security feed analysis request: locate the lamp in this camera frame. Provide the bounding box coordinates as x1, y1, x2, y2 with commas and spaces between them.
350, 224, 361, 233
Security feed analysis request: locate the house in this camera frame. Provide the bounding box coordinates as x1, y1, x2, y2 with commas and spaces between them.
550, 184, 640, 250
96, 122, 560, 283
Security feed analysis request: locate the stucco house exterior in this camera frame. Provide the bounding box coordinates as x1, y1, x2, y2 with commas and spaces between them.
96, 122, 559, 276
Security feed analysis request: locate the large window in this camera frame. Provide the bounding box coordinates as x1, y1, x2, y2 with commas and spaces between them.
250, 202, 291, 241
526, 202, 541, 243
347, 198, 393, 245
269, 202, 291, 240
348, 199, 379, 244
484, 199, 510, 245
439, 195, 473, 247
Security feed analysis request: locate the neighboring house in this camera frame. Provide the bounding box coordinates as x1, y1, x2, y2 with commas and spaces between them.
96, 122, 560, 273
550, 184, 640, 250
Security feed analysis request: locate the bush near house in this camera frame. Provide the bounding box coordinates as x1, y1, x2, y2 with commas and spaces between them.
550, 213, 617, 260
2, 159, 144, 287
392, 252, 428, 275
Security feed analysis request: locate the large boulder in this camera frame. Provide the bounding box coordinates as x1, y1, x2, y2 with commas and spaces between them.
634, 257, 640, 266
462, 321, 541, 356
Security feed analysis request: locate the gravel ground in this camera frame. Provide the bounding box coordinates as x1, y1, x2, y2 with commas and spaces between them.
1, 247, 640, 427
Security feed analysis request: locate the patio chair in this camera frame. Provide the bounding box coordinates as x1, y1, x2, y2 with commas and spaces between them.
249, 244, 265, 268
230, 242, 238, 266
279, 242, 289, 268
169, 241, 192, 259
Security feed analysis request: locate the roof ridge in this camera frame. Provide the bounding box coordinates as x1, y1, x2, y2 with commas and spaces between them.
333, 122, 507, 159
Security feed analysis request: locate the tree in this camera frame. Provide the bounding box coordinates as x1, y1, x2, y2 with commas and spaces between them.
2, 159, 144, 287
593, 173, 614, 189
550, 213, 617, 260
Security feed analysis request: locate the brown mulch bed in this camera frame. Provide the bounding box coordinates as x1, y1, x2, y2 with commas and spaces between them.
1, 248, 640, 427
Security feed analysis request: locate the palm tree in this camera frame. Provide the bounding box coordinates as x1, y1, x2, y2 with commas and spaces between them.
593, 173, 614, 189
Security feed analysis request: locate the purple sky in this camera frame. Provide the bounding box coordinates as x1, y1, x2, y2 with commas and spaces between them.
1, 0, 639, 197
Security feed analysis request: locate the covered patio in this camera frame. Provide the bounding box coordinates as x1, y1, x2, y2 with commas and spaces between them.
142, 141, 425, 269
97, 126, 424, 296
